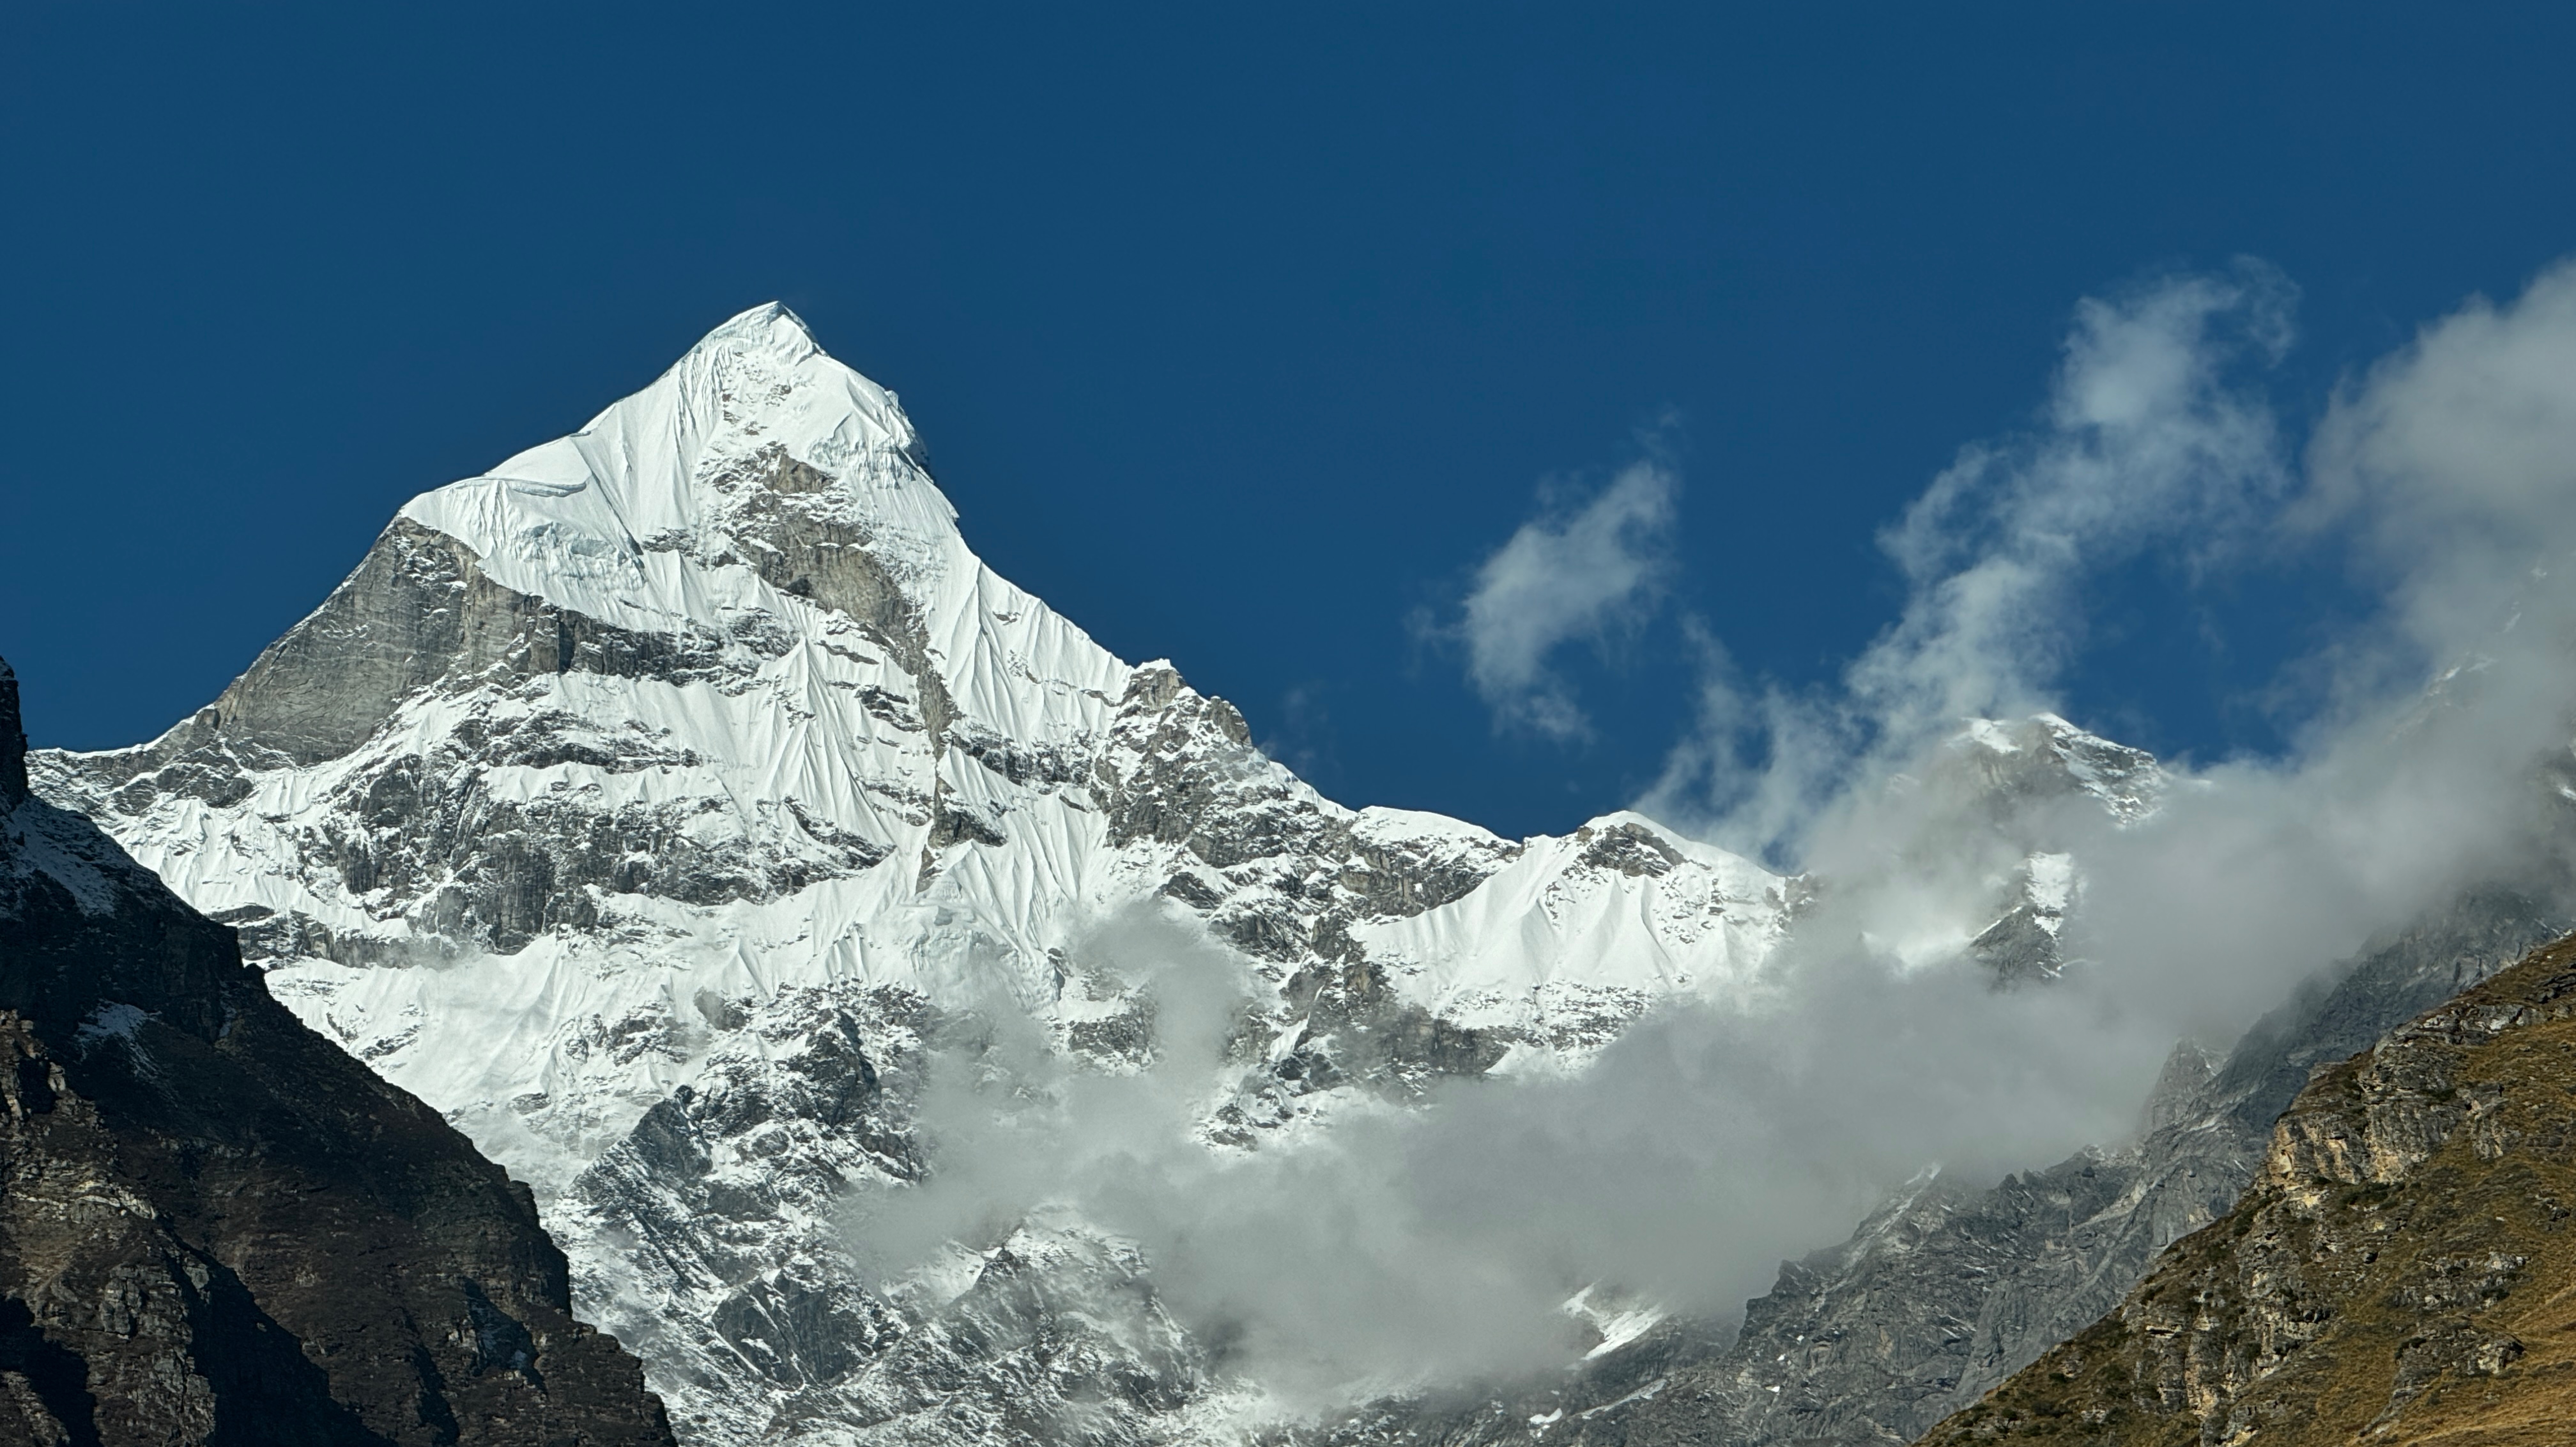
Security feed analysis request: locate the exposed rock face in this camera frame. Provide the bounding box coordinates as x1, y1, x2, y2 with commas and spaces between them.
1309, 889, 2560, 1447
1917, 928, 2576, 1446
52, 514, 875, 962
1949, 716, 2164, 827
0, 657, 673, 1446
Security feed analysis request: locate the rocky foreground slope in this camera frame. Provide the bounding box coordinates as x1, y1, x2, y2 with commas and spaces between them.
0, 657, 674, 1444
1917, 929, 2576, 1446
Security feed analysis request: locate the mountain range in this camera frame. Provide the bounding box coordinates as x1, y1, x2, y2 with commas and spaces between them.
23, 304, 2570, 1446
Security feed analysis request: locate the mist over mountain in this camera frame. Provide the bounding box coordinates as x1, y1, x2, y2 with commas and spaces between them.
25, 257, 2576, 1446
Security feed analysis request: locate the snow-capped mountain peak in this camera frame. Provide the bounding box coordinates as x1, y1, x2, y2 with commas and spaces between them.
404, 301, 958, 638
30, 304, 2166, 1446
1949, 711, 2166, 823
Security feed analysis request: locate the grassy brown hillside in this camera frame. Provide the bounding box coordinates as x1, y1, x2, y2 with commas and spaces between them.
1917, 932, 2576, 1447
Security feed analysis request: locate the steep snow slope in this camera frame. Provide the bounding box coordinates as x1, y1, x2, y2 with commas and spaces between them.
34, 305, 1852, 1446
1358, 813, 1797, 1054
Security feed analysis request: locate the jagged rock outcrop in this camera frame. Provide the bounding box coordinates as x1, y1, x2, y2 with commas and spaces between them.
1918, 929, 2576, 1445
0, 656, 674, 1446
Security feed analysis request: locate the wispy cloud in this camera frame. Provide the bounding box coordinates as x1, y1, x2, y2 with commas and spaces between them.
862, 259, 2576, 1420
2306, 262, 2576, 659
1434, 436, 1681, 740
1646, 263, 2296, 860
1635, 254, 2576, 1061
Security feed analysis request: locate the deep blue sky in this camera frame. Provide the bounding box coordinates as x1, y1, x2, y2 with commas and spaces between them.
7, 4, 2575, 839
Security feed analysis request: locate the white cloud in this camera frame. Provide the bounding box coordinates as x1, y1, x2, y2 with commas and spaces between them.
2307, 260, 2576, 661
1445, 449, 1680, 740
1634, 254, 2576, 1136
1647, 263, 2296, 860
861, 259, 2576, 1420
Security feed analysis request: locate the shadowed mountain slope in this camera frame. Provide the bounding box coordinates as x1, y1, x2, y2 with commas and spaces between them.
0, 656, 672, 1446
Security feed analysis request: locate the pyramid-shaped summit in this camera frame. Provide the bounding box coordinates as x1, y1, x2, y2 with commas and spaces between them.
405, 299, 947, 632
30, 304, 1826, 1444
698, 298, 820, 348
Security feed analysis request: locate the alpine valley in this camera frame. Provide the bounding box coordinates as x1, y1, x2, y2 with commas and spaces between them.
28, 305, 2568, 1447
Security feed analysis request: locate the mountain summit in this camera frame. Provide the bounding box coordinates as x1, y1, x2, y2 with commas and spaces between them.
35, 307, 1824, 1443
33, 307, 2163, 1445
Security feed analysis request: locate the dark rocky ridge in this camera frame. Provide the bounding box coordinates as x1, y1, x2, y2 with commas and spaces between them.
0, 656, 673, 1445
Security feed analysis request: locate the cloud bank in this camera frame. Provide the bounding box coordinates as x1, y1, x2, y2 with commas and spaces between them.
864, 258, 2576, 1414
854, 906, 2169, 1403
